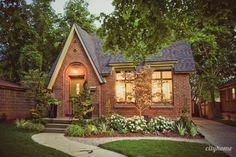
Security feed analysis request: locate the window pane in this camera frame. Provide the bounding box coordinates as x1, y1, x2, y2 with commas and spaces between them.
152, 80, 162, 102
232, 88, 235, 100
126, 72, 135, 80
116, 81, 125, 102
126, 81, 135, 102
116, 72, 125, 80
162, 71, 172, 79
162, 80, 172, 101
152, 71, 161, 79
76, 83, 80, 95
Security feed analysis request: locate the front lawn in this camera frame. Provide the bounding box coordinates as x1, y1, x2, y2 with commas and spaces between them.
99, 139, 229, 157
213, 119, 236, 127
0, 122, 71, 157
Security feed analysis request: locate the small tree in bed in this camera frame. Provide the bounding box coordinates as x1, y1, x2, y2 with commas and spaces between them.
125, 65, 153, 116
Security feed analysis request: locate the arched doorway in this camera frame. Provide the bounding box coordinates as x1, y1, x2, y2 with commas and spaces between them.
64, 63, 87, 116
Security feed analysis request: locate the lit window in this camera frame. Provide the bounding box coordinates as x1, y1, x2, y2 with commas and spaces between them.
152, 71, 172, 103
76, 83, 80, 95
232, 88, 235, 100
115, 71, 135, 102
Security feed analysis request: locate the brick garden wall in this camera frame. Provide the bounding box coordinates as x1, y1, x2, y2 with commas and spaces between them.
0, 87, 33, 120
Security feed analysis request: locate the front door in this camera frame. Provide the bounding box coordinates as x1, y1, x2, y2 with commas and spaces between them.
70, 77, 85, 97
69, 76, 85, 114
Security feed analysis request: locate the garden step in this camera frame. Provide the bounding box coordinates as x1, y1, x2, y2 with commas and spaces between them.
44, 128, 66, 133
46, 123, 69, 129
43, 118, 72, 124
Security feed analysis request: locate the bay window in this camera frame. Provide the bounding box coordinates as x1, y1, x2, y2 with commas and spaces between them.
152, 71, 173, 103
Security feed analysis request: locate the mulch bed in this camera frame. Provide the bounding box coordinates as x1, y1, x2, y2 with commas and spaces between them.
66, 131, 204, 139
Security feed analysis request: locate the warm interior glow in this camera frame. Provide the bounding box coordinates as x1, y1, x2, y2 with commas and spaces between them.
232, 88, 235, 100
71, 68, 79, 75
116, 81, 125, 102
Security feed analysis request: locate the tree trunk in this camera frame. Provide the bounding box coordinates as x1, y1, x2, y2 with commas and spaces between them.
197, 101, 203, 117
209, 87, 216, 117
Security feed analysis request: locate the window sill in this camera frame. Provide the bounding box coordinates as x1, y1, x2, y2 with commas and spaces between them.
114, 103, 135, 108
151, 103, 174, 109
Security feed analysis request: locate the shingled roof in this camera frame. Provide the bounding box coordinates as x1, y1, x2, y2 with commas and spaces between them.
49, 24, 195, 85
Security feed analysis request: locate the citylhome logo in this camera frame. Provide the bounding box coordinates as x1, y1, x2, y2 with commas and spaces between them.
205, 145, 232, 153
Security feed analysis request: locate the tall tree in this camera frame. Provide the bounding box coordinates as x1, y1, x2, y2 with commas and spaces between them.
64, 0, 96, 33
0, 0, 35, 80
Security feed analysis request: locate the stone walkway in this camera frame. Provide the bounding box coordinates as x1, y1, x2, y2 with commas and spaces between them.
68, 136, 208, 146
193, 118, 236, 157
32, 133, 126, 157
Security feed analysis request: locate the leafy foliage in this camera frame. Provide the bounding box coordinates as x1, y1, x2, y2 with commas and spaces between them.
70, 85, 94, 119
85, 124, 97, 134
15, 119, 45, 131
190, 124, 198, 137
107, 114, 126, 132
147, 116, 175, 132
0, 0, 96, 81
65, 124, 85, 136
64, 0, 96, 32
176, 123, 186, 136
126, 116, 147, 132
21, 69, 49, 119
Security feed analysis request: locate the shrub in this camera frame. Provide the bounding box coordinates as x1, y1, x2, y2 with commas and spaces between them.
176, 115, 192, 132
65, 124, 85, 136
71, 119, 92, 126
126, 116, 147, 132
107, 114, 126, 131
15, 119, 45, 131
176, 123, 186, 136
85, 124, 97, 134
91, 116, 108, 127
190, 124, 198, 137
97, 122, 109, 133
147, 116, 174, 132
105, 129, 114, 136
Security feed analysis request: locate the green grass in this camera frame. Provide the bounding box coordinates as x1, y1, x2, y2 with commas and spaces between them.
213, 119, 236, 127
0, 122, 71, 157
100, 140, 229, 157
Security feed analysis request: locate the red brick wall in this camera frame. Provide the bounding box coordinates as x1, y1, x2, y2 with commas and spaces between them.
101, 70, 192, 119
52, 33, 101, 117
0, 88, 33, 120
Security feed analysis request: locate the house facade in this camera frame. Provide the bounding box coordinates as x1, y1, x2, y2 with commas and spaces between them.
48, 24, 195, 118
219, 78, 236, 120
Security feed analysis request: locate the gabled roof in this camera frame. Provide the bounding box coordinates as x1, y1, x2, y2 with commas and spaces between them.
48, 24, 106, 90
48, 24, 195, 89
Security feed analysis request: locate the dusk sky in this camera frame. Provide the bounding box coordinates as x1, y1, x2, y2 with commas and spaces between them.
27, 0, 115, 27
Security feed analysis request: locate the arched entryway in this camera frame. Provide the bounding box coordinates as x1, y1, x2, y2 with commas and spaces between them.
63, 63, 87, 117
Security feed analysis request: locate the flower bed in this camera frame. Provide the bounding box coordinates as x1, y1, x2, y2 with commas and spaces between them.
65, 114, 202, 139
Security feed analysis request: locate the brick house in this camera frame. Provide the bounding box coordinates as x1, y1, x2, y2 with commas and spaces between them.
48, 24, 195, 118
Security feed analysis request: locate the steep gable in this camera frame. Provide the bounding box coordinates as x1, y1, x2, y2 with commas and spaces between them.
48, 24, 105, 90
